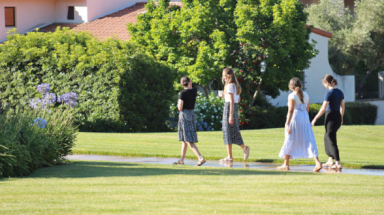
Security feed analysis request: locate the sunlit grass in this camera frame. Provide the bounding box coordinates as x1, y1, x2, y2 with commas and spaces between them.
1, 161, 383, 214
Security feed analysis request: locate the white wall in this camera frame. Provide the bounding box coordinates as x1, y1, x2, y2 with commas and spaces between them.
0, 0, 56, 42
87, 0, 147, 22
268, 32, 355, 106
55, 0, 87, 23
360, 100, 384, 125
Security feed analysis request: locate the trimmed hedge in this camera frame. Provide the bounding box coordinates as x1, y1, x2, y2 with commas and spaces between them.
0, 108, 77, 178
241, 102, 376, 130
345, 102, 378, 125
0, 28, 175, 132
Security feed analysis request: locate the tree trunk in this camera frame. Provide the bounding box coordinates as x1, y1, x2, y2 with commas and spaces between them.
357, 56, 384, 99
251, 78, 262, 106
202, 85, 210, 98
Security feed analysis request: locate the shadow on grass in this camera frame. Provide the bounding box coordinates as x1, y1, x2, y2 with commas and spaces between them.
24, 161, 314, 179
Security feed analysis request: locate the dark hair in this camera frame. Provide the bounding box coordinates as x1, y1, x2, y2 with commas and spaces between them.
322, 74, 338, 85
180, 76, 190, 87
289, 77, 304, 104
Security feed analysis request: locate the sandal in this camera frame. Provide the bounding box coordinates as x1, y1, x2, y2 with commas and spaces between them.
277, 165, 290, 171
243, 146, 250, 161
313, 165, 323, 172
330, 164, 342, 169
196, 159, 206, 166
173, 160, 184, 165
219, 157, 233, 162
322, 162, 334, 167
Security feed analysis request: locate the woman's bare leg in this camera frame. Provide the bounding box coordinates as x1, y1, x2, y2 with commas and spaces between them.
277, 155, 290, 170
179, 141, 188, 163
283, 155, 290, 166
186, 142, 204, 161
226, 144, 233, 160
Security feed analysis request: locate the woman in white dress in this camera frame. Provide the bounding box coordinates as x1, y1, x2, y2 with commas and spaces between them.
277, 78, 322, 172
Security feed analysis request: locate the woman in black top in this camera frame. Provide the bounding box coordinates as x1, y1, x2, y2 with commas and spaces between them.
174, 76, 205, 166
311, 74, 345, 169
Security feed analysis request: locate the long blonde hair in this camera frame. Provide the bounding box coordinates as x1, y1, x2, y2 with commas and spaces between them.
288, 77, 304, 103
223, 67, 242, 95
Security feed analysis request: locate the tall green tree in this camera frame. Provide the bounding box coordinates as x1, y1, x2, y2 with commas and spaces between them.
306, 0, 384, 99
128, 0, 317, 101
306, 0, 355, 75
348, 0, 384, 98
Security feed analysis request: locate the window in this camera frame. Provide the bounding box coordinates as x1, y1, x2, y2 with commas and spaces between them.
5, 7, 15, 27
67, 6, 75, 20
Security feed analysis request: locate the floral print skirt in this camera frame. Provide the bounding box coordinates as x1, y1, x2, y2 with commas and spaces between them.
222, 102, 244, 145
178, 109, 198, 143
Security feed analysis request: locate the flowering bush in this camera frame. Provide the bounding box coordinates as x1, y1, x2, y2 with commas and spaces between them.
0, 107, 78, 178
0, 83, 79, 178
29, 83, 78, 110
0, 29, 174, 132
169, 92, 224, 131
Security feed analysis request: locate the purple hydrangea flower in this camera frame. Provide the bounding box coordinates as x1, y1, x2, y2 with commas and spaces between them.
29, 98, 42, 109
57, 95, 62, 103
37, 83, 50, 95
43, 93, 56, 106
60, 92, 78, 108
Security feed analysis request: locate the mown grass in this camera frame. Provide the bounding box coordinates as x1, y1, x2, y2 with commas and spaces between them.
1, 161, 384, 214
73, 126, 384, 168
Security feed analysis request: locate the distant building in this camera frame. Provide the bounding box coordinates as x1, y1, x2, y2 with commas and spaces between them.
0, 0, 146, 42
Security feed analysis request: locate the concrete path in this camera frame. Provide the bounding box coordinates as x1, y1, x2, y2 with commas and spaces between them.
67, 154, 384, 176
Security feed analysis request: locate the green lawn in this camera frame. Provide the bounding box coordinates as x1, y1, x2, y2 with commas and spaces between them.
1, 161, 384, 214
74, 125, 384, 168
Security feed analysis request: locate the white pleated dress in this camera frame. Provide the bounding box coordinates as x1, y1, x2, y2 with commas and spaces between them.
279, 92, 319, 159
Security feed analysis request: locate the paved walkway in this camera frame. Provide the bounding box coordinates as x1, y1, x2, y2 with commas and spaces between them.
67, 154, 384, 176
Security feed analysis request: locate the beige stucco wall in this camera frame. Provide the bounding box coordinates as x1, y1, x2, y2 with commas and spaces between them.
0, 0, 56, 42
55, 0, 87, 23
87, 0, 147, 22
268, 33, 355, 106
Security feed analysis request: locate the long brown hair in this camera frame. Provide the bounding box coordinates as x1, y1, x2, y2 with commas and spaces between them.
223, 67, 242, 95
322, 74, 338, 85
289, 77, 304, 103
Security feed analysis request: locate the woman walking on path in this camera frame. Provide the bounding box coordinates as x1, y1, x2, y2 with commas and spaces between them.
278, 78, 322, 172
174, 76, 206, 166
219, 68, 250, 162
311, 74, 345, 169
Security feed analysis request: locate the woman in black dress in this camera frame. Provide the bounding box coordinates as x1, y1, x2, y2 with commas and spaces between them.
311, 74, 345, 169
174, 76, 205, 166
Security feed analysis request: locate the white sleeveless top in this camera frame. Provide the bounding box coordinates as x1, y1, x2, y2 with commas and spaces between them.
288, 91, 309, 105
224, 83, 240, 103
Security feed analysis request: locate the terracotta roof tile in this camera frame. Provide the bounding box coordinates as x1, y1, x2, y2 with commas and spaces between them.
39, 2, 150, 40
39, 2, 331, 41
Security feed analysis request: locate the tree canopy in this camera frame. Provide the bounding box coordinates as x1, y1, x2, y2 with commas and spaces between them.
128, 0, 317, 100
306, 0, 384, 99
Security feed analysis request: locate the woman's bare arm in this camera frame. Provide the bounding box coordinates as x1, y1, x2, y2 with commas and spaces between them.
311, 101, 329, 126
178, 99, 183, 111
340, 99, 345, 124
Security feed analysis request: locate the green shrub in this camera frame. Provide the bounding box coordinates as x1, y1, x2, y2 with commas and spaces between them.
0, 107, 77, 178
345, 102, 378, 125
241, 102, 374, 130
0, 28, 175, 132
